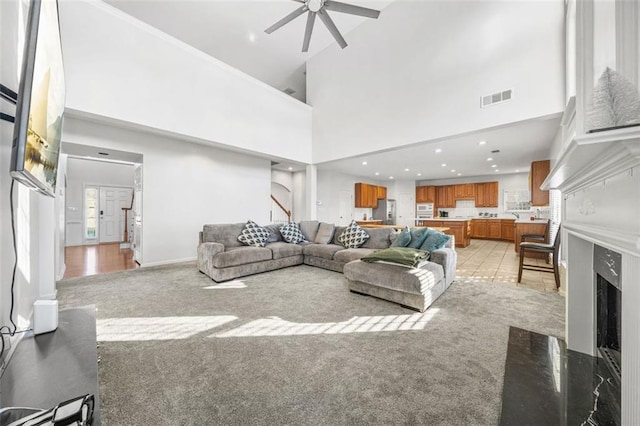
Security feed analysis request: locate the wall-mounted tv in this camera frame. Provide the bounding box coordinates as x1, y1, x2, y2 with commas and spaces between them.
10, 0, 65, 197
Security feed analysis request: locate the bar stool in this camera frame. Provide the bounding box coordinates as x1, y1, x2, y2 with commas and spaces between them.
518, 225, 561, 289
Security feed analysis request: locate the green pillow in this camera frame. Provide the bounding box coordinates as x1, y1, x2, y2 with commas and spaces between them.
362, 247, 430, 267
420, 229, 451, 251
406, 228, 429, 249
391, 226, 411, 247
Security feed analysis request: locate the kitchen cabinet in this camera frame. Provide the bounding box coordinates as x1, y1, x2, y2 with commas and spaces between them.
436, 185, 455, 209
421, 220, 471, 248
376, 186, 387, 200
470, 219, 515, 241
514, 221, 548, 258
416, 186, 436, 203
501, 219, 515, 242
355, 183, 377, 208
475, 182, 499, 207
530, 160, 550, 206
454, 183, 475, 199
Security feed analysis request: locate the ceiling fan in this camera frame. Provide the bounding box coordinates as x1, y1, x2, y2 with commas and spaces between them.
265, 0, 381, 52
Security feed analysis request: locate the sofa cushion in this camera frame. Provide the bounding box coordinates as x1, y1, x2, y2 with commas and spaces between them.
333, 248, 377, 263
237, 220, 271, 247
344, 260, 444, 295
360, 227, 394, 249
419, 229, 451, 252
280, 223, 307, 244
263, 224, 283, 243
299, 220, 320, 241
212, 246, 272, 268
337, 221, 370, 248
267, 242, 304, 259
391, 226, 411, 247
314, 222, 335, 244
202, 223, 245, 248
302, 243, 344, 259
407, 228, 430, 249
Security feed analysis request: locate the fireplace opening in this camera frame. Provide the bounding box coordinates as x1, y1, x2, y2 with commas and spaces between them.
593, 245, 622, 384
596, 273, 622, 381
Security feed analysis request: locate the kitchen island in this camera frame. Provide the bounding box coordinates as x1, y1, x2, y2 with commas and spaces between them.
418, 219, 471, 248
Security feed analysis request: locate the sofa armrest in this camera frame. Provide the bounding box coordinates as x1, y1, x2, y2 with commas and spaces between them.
197, 242, 225, 273
430, 248, 457, 286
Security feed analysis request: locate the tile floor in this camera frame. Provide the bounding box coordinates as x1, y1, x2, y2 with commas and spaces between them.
456, 239, 560, 293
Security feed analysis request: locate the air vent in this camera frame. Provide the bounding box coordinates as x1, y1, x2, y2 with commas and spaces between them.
282, 87, 296, 95
481, 89, 513, 108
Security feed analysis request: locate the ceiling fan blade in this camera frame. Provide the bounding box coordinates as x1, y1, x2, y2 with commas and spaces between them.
318, 9, 347, 49
324, 1, 380, 19
302, 12, 317, 52
265, 5, 307, 34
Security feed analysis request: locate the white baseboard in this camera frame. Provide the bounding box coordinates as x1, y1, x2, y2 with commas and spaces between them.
140, 257, 197, 268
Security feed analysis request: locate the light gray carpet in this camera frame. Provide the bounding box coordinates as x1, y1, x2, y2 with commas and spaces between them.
57, 264, 564, 425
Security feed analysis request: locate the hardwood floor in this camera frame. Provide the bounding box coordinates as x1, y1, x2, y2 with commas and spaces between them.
64, 243, 138, 279
456, 239, 560, 292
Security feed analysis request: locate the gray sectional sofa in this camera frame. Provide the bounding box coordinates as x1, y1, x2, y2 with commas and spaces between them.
197, 220, 457, 311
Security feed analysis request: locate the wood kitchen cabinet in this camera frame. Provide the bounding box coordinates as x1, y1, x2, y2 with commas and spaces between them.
416, 186, 436, 203
454, 183, 476, 199
376, 186, 387, 200
355, 183, 377, 208
471, 220, 487, 238
530, 160, 550, 206
514, 222, 548, 258
475, 182, 499, 207
471, 218, 514, 241
436, 185, 456, 209
487, 220, 502, 239
501, 219, 515, 242
421, 220, 471, 248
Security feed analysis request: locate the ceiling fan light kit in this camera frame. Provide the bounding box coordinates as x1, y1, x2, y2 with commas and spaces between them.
265, 0, 381, 52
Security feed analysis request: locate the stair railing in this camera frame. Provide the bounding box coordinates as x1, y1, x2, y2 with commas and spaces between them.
270, 195, 292, 223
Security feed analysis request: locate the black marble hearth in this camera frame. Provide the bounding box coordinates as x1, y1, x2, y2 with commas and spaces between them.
500, 327, 619, 426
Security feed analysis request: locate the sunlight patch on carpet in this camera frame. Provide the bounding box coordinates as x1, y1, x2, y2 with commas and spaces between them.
97, 316, 238, 341
213, 310, 439, 338
203, 280, 247, 289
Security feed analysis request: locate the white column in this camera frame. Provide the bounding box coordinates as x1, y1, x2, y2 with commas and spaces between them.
305, 164, 317, 220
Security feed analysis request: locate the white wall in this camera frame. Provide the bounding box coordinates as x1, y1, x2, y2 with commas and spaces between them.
63, 116, 272, 266
292, 171, 306, 222
58, 0, 312, 164
308, 0, 566, 163
65, 157, 136, 246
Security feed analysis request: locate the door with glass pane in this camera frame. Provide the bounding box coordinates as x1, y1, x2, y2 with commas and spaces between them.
84, 186, 99, 242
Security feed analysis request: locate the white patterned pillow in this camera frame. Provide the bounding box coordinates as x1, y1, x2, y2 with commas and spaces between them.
280, 223, 306, 244
237, 220, 270, 247
337, 221, 370, 248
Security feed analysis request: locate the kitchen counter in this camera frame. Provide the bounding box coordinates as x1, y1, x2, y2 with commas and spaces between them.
515, 219, 549, 224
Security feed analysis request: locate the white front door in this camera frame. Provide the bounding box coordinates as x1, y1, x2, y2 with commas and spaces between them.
99, 186, 133, 243
396, 192, 415, 227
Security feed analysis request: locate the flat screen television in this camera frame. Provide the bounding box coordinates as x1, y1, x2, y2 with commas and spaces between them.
10, 0, 65, 197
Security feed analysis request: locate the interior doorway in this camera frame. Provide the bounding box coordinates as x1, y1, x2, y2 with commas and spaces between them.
99, 186, 133, 244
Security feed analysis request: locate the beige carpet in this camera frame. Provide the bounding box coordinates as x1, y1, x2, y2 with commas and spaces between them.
57, 263, 565, 425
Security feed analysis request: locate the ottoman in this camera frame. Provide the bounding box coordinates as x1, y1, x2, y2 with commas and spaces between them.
343, 260, 447, 312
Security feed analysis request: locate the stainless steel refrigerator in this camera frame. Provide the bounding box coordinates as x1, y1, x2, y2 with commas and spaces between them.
372, 199, 396, 225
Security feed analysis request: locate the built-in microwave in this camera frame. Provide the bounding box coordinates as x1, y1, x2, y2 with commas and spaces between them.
416, 203, 434, 219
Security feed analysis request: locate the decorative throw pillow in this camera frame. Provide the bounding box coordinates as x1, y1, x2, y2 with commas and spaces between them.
314, 222, 335, 244
263, 224, 283, 243
419, 229, 451, 252
406, 227, 430, 249
337, 220, 370, 248
391, 226, 412, 247
280, 222, 307, 244
237, 220, 271, 247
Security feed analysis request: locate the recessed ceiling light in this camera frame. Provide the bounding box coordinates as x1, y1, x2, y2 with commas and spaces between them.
404, 168, 409, 172
495, 169, 500, 172
491, 164, 497, 168
417, 173, 422, 176
362, 161, 368, 165
435, 148, 442, 153
389, 176, 394, 179
487, 157, 493, 161
288, 167, 293, 170
248, 33, 256, 43
450, 169, 456, 173
375, 172, 380, 176
478, 140, 487, 145
457, 173, 462, 176
441, 163, 447, 167
515, 169, 520, 173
